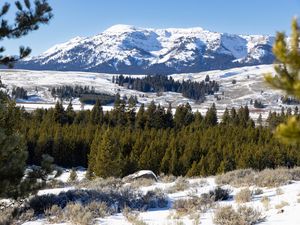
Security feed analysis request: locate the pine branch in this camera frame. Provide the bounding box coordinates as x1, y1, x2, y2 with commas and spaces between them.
0, 0, 52, 67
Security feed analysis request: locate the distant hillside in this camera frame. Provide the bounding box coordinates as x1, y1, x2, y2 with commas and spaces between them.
16, 24, 275, 74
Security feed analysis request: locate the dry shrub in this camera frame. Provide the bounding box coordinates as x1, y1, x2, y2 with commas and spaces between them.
214, 206, 245, 225
122, 206, 148, 225
77, 176, 123, 190
45, 205, 64, 223
167, 177, 190, 193
260, 196, 270, 210
45, 201, 111, 224
189, 179, 208, 189
276, 188, 284, 195
190, 213, 201, 225
0, 208, 13, 225
215, 169, 255, 187
0, 207, 35, 225
129, 178, 155, 188
275, 201, 289, 209
216, 167, 299, 188
159, 173, 177, 183
237, 205, 265, 224
214, 205, 264, 225
86, 201, 111, 218
63, 202, 93, 225
255, 168, 292, 187
29, 185, 168, 215
68, 168, 78, 183
45, 179, 65, 189
253, 188, 263, 195
142, 188, 168, 208
18, 209, 35, 223
290, 167, 300, 180
235, 188, 252, 203
172, 194, 215, 215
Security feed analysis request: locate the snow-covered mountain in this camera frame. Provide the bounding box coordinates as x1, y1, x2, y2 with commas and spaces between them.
17, 24, 275, 74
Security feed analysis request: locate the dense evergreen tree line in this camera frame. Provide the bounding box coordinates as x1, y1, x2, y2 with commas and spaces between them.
51, 85, 96, 99
50, 85, 116, 105
12, 86, 28, 99
4, 98, 298, 178
113, 75, 219, 102
281, 96, 300, 105
253, 100, 265, 108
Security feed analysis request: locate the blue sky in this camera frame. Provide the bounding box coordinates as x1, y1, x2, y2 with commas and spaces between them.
2, 0, 300, 55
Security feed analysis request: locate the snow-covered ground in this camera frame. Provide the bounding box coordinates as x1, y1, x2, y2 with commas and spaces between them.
19, 168, 300, 225
0, 64, 294, 121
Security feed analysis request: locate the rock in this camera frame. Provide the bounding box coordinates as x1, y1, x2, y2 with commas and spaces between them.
123, 170, 158, 182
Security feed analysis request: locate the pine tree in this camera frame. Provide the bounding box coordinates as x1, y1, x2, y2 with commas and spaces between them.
66, 101, 75, 124
90, 99, 103, 125
265, 18, 300, 144
0, 128, 27, 198
0, 0, 52, 67
221, 108, 231, 125
204, 103, 218, 127
54, 101, 67, 124
136, 103, 146, 129
257, 113, 263, 126
93, 129, 121, 178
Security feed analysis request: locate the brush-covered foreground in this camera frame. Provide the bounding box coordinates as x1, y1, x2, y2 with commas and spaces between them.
1, 168, 300, 225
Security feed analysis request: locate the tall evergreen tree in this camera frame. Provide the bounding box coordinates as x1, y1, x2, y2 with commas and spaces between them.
265, 18, 300, 144
204, 103, 218, 127
93, 129, 121, 178
0, 128, 27, 198
90, 99, 103, 125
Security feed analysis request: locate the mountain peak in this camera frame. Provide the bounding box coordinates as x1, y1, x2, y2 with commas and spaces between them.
17, 25, 275, 75
104, 24, 139, 33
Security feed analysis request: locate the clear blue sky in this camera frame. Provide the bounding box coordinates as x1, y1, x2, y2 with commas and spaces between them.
2, 0, 300, 56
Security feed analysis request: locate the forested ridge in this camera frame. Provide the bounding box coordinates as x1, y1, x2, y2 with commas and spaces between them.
4, 92, 300, 178
113, 74, 219, 102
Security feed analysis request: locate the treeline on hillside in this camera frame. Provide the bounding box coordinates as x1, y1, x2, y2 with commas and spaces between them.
281, 96, 300, 105
4, 93, 300, 178
12, 87, 28, 100
113, 74, 219, 102
50, 85, 116, 105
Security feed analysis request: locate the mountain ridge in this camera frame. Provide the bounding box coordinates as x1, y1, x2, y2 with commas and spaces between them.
17, 24, 275, 74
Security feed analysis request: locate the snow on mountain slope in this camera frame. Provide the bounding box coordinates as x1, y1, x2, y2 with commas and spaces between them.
17, 25, 275, 74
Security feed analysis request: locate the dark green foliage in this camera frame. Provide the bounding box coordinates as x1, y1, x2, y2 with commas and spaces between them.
91, 129, 121, 178
12, 86, 28, 99
3, 83, 300, 179
51, 85, 96, 100
257, 114, 263, 126
281, 96, 300, 105
0, 128, 27, 198
254, 100, 265, 108
50, 85, 116, 105
115, 74, 219, 102
264, 19, 300, 144
209, 187, 231, 201
80, 94, 115, 105
0, 0, 55, 199
204, 103, 218, 127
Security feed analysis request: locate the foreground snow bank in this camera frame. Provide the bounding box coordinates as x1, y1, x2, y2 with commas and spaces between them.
6, 168, 300, 225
